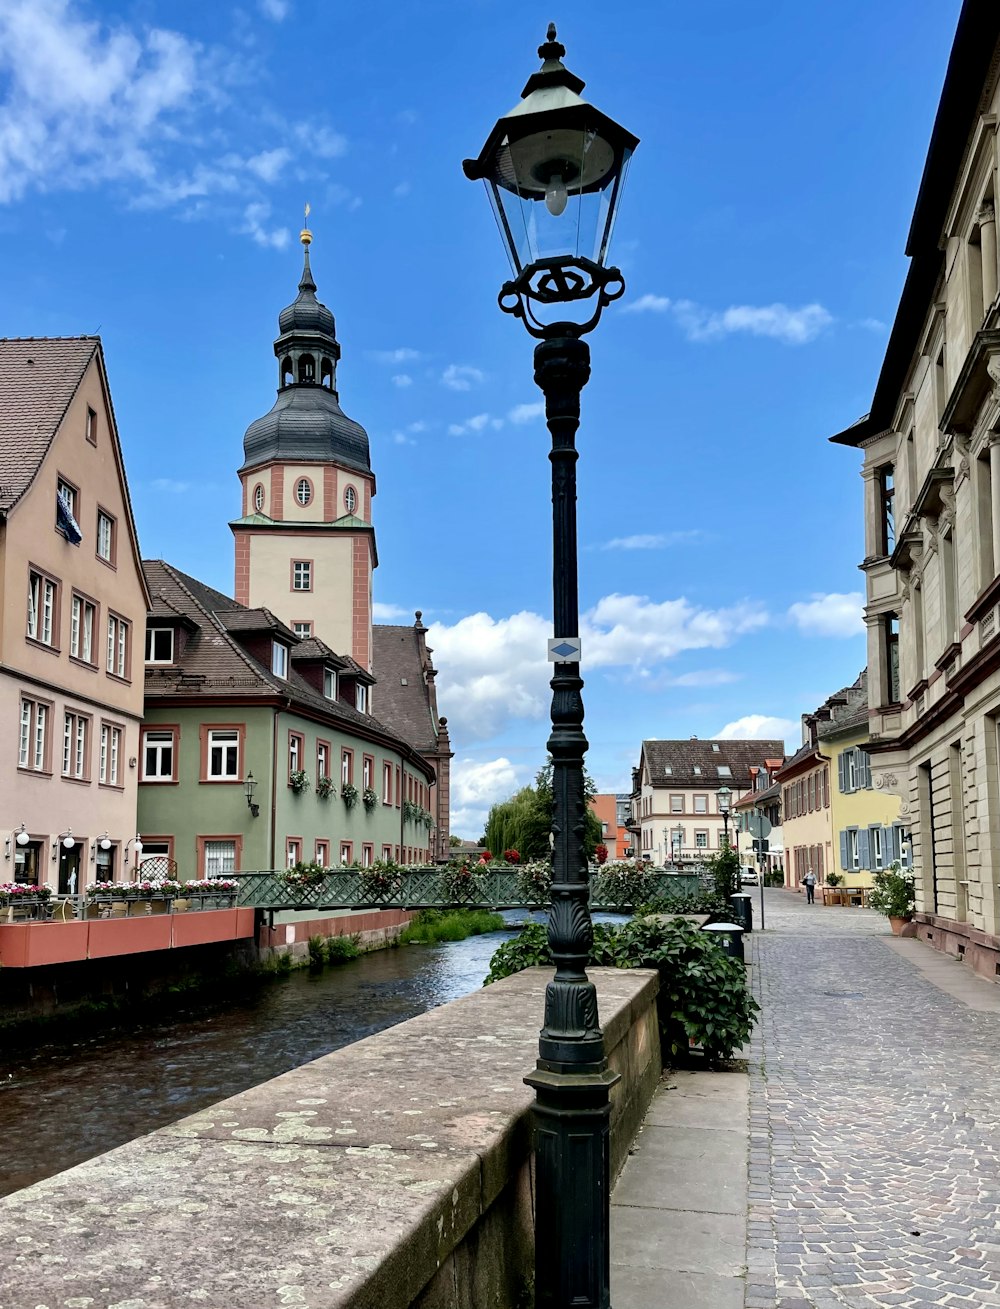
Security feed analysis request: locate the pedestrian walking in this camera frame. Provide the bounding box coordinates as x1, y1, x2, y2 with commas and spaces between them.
803, 869, 817, 904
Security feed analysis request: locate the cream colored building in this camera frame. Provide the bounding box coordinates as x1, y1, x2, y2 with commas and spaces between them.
0, 338, 149, 891
832, 4, 1000, 970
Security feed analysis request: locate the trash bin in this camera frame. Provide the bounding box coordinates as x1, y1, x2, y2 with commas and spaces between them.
700, 921, 745, 963
730, 892, 753, 933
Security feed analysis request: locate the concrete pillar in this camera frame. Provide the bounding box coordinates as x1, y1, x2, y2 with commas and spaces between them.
990, 438, 1000, 575
981, 202, 998, 310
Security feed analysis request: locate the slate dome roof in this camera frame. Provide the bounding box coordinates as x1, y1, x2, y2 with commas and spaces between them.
277, 250, 335, 337
241, 386, 371, 476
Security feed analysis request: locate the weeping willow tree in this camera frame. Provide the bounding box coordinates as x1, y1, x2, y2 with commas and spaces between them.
483, 763, 603, 861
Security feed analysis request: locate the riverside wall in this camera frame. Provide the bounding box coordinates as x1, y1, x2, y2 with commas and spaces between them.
0, 966, 661, 1308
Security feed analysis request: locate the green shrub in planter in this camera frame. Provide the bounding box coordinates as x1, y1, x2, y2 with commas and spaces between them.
867, 862, 915, 919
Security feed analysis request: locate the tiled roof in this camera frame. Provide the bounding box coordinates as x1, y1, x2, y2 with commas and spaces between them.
0, 337, 99, 512
141, 560, 433, 776
372, 623, 441, 754
641, 739, 786, 789
291, 636, 347, 668
215, 607, 299, 643
815, 670, 869, 740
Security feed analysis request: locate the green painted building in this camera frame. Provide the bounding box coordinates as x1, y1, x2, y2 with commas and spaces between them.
138, 560, 435, 879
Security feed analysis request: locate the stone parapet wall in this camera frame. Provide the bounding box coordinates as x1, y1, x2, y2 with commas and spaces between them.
0, 966, 660, 1308
259, 907, 415, 961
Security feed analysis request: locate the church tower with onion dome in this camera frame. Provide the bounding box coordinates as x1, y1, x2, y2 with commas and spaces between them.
230, 220, 376, 671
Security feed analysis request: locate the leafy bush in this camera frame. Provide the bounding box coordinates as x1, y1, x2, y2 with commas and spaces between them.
635, 888, 726, 918
307, 935, 326, 969
342, 783, 359, 809
281, 861, 326, 891
867, 862, 915, 919
516, 860, 552, 904
326, 934, 361, 963
826, 871, 842, 887
592, 860, 654, 908
441, 861, 487, 903
362, 786, 378, 812
485, 916, 758, 1063
400, 909, 504, 944
704, 848, 741, 902
358, 858, 403, 901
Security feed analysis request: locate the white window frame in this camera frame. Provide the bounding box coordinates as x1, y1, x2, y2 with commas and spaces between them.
340, 843, 352, 864
71, 595, 95, 662
344, 486, 357, 513
204, 840, 236, 878
847, 752, 858, 792
272, 642, 289, 678
293, 621, 312, 638
295, 478, 312, 507
207, 729, 240, 780
694, 795, 707, 814
28, 571, 56, 646
106, 615, 129, 678
317, 742, 329, 777
355, 683, 366, 713
97, 511, 113, 562
253, 484, 265, 511
20, 698, 47, 771
289, 733, 301, 773
383, 762, 393, 803
100, 724, 122, 786
142, 730, 175, 781
323, 668, 337, 699
292, 561, 312, 591
145, 627, 174, 663
342, 749, 352, 786
695, 830, 708, 849
848, 829, 860, 871
871, 825, 884, 870
62, 711, 88, 780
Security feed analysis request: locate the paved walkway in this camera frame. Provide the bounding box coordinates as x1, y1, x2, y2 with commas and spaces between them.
612, 888, 1000, 1308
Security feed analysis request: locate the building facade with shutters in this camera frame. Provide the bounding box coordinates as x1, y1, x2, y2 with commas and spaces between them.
631, 738, 784, 865
831, 4, 1000, 969
0, 338, 150, 894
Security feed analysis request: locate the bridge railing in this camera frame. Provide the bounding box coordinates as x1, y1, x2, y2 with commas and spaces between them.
232, 867, 711, 913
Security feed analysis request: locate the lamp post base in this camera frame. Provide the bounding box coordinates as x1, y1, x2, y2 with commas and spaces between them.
524, 1064, 622, 1309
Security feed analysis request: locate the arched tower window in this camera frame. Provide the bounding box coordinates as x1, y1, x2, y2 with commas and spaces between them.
280, 356, 293, 387
253, 483, 265, 512
298, 354, 316, 384
320, 358, 333, 389
296, 478, 313, 507
344, 486, 357, 514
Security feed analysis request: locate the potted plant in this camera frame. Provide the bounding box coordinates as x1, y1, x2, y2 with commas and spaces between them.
316, 775, 336, 799
342, 782, 359, 810
363, 786, 378, 812
289, 769, 310, 795
867, 863, 915, 934
503, 848, 521, 864
442, 861, 486, 903
358, 858, 403, 901
826, 871, 842, 887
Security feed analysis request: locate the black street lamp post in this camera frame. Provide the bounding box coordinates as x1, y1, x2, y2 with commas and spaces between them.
464, 25, 638, 1309
717, 784, 737, 897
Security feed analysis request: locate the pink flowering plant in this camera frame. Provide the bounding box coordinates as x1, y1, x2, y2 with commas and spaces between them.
0, 882, 52, 904
184, 879, 239, 894
592, 860, 654, 908
358, 858, 404, 902
85, 878, 183, 899
516, 860, 553, 905
442, 861, 486, 903
280, 862, 326, 891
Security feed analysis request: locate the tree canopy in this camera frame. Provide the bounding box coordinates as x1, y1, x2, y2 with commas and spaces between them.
483, 762, 603, 861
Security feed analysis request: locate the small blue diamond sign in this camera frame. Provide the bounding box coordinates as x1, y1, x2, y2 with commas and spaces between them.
548, 638, 581, 663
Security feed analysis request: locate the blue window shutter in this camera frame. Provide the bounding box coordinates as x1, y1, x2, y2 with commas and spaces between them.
885, 825, 899, 864
838, 751, 848, 793
858, 828, 871, 870
860, 751, 872, 789
839, 830, 850, 871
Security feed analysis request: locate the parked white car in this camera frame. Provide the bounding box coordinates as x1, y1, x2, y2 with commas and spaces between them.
740, 866, 760, 886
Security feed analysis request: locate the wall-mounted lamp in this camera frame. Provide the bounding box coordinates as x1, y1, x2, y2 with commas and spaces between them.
90, 833, 113, 862
4, 825, 29, 859
52, 831, 76, 861
245, 770, 260, 819
124, 834, 144, 870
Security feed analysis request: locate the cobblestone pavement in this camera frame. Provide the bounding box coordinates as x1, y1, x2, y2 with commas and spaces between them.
748, 889, 1000, 1309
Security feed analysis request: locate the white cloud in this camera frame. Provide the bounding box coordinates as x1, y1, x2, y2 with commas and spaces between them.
787, 592, 865, 638
241, 201, 289, 249
293, 121, 347, 159
373, 602, 410, 620
392, 431, 416, 445
371, 347, 422, 364
671, 669, 741, 688
600, 531, 704, 551
391, 374, 413, 388
857, 317, 887, 333
450, 756, 526, 839
0, 1, 201, 204
246, 147, 290, 183
429, 593, 770, 742
150, 477, 191, 493
508, 401, 544, 424
623, 293, 671, 313
258, 0, 289, 18
448, 412, 502, 436
622, 292, 832, 344
393, 181, 411, 198
442, 363, 485, 391
716, 714, 798, 752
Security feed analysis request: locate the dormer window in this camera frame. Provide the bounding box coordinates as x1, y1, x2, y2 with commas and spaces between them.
145, 627, 174, 664
693, 766, 702, 776
272, 641, 289, 679
711, 743, 720, 752
355, 684, 367, 713
716, 765, 732, 777
323, 668, 337, 700
663, 765, 672, 775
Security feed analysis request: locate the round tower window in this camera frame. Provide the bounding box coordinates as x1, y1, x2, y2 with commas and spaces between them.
296, 478, 313, 507
344, 486, 357, 513
253, 484, 264, 512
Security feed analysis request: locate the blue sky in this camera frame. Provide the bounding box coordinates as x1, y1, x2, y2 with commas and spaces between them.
0, 0, 963, 836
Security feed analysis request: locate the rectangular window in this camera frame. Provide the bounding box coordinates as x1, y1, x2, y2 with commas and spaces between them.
317, 740, 329, 780
695, 831, 708, 849
106, 614, 130, 678
293, 621, 312, 638
871, 825, 884, 870
323, 668, 336, 699
694, 795, 707, 814
315, 840, 329, 866
56, 477, 77, 525
716, 765, 732, 777
62, 711, 89, 779
145, 627, 174, 663
342, 749, 353, 786
382, 844, 393, 860
340, 842, 353, 865
99, 723, 122, 786
878, 464, 895, 555
207, 729, 240, 779
363, 754, 374, 790
96, 510, 115, 563
204, 840, 236, 877
383, 762, 393, 803
70, 594, 96, 663
670, 794, 683, 813
19, 698, 49, 772
142, 729, 175, 781
884, 612, 900, 703
355, 684, 367, 713
288, 731, 304, 776
27, 569, 58, 646
292, 561, 312, 591
271, 642, 288, 678
848, 829, 860, 871
286, 839, 301, 867
86, 406, 97, 444
362, 843, 374, 867
395, 766, 401, 808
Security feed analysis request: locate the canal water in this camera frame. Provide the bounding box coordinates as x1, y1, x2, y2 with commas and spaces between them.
0, 921, 530, 1198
